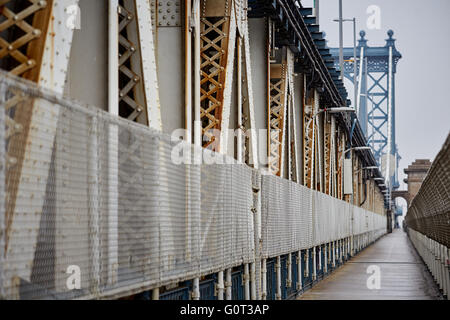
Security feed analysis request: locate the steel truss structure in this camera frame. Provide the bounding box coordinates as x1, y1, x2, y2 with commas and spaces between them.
330, 30, 402, 190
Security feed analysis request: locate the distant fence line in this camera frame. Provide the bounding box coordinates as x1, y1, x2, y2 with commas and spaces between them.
405, 133, 450, 248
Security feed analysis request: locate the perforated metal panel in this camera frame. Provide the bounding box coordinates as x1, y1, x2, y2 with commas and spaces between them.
0, 74, 254, 300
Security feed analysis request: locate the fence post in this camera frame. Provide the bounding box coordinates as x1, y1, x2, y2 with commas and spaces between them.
261, 258, 267, 300
217, 271, 224, 300
225, 269, 232, 300
276, 256, 281, 300
296, 251, 302, 292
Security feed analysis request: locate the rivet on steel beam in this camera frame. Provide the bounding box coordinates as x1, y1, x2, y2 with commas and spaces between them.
14, 123, 23, 132
8, 157, 17, 165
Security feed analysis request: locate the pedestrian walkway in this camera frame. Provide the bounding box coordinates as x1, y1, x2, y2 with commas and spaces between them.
299, 229, 443, 300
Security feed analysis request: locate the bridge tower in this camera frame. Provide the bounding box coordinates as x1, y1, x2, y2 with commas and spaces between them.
330, 30, 402, 198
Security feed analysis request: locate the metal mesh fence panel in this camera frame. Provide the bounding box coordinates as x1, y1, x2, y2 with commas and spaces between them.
260, 175, 313, 258
406, 134, 450, 247
0, 75, 254, 299
261, 175, 386, 257
0, 73, 388, 300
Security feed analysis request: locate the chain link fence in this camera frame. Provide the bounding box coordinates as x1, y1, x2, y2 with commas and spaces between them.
405, 133, 450, 248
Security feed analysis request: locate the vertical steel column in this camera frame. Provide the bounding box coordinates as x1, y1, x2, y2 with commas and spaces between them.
276, 256, 281, 300
315, 91, 323, 192
385, 46, 394, 207
225, 268, 232, 300
262, 258, 267, 300
332, 241, 336, 268
287, 253, 292, 287
318, 246, 322, 273
192, 278, 200, 300
356, 46, 365, 125
304, 250, 309, 277
217, 270, 224, 300
244, 263, 250, 300
108, 0, 120, 287
303, 86, 318, 189
0, 80, 6, 298
252, 171, 262, 300
250, 262, 257, 300
297, 251, 302, 291
328, 242, 332, 264
193, 0, 201, 147
237, 35, 243, 162
185, 0, 193, 143
152, 288, 160, 300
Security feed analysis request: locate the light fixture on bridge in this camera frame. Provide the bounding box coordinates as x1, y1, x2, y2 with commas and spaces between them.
344, 146, 372, 154
363, 166, 379, 170
373, 178, 384, 181
307, 107, 356, 129
325, 107, 356, 113
313, 107, 355, 119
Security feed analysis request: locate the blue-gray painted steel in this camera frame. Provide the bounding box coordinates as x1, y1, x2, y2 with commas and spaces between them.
330, 30, 402, 189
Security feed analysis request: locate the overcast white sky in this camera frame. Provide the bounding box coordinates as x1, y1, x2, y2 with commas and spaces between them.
301, 0, 450, 200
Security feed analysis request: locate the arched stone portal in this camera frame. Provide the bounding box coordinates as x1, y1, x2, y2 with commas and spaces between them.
392, 159, 432, 209
391, 190, 410, 209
